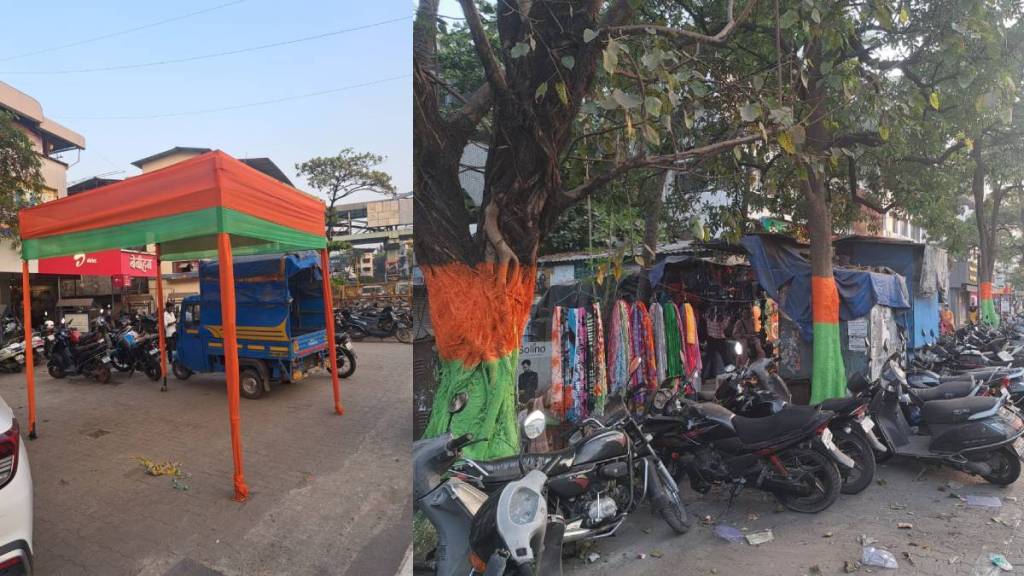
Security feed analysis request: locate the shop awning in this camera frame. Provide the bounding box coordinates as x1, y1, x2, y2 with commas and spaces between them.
38, 249, 157, 277
19, 150, 326, 261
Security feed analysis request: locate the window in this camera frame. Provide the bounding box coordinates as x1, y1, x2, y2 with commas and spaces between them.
184, 303, 200, 327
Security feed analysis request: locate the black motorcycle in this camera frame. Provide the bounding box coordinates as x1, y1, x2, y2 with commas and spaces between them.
339, 307, 412, 343
453, 378, 690, 540
47, 320, 113, 383
125, 333, 162, 381
645, 388, 845, 513
330, 330, 357, 379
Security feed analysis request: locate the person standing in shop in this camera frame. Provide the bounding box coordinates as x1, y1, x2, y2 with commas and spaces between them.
164, 300, 178, 355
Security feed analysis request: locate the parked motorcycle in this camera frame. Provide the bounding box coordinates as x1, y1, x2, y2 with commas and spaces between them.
47, 319, 113, 383
126, 334, 162, 381
645, 385, 847, 513
859, 340, 1024, 484
330, 330, 357, 379
706, 358, 878, 495
339, 307, 412, 343
0, 333, 44, 373
453, 361, 690, 541
109, 321, 140, 373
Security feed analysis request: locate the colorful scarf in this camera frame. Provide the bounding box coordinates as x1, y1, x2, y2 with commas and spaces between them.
608, 300, 631, 394
592, 303, 608, 415
548, 306, 564, 416
639, 302, 658, 389
683, 303, 702, 387
664, 302, 683, 389
651, 303, 667, 387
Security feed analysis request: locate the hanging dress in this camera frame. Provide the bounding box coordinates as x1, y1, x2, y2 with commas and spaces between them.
592, 303, 608, 415
547, 306, 564, 417
683, 303, 702, 387
664, 302, 683, 389
651, 302, 667, 388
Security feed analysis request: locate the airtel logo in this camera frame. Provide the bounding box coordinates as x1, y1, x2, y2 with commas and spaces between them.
72, 253, 98, 267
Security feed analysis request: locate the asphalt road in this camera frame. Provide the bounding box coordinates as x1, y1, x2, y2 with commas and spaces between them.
0, 341, 411, 576
564, 457, 1024, 575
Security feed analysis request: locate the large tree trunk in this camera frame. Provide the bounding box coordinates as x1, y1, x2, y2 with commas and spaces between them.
802, 41, 845, 404
641, 172, 666, 269
972, 145, 1000, 327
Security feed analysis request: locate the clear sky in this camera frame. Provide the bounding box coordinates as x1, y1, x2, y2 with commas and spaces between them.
0, 0, 412, 201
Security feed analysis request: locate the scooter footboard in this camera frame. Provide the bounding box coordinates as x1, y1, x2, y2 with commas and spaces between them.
930, 413, 1024, 455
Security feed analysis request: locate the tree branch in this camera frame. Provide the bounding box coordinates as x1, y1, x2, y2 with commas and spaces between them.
606, 0, 759, 45
561, 131, 765, 202
457, 0, 508, 94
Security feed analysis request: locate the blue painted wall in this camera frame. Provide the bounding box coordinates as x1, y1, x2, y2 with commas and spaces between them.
835, 240, 939, 350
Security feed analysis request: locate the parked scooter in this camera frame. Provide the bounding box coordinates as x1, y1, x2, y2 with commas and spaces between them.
860, 340, 1024, 484
339, 307, 412, 343
0, 333, 44, 373
414, 400, 565, 576
47, 318, 113, 383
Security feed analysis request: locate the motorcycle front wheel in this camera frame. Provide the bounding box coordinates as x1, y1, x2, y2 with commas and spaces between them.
650, 467, 690, 534
111, 355, 132, 373
773, 447, 842, 513
48, 362, 66, 379
333, 347, 356, 378
396, 325, 413, 344
833, 428, 877, 495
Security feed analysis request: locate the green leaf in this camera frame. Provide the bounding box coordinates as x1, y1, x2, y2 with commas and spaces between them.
642, 123, 661, 146
779, 10, 798, 29
929, 91, 940, 110
733, 146, 743, 161
811, 8, 821, 23
684, 109, 694, 129
778, 131, 797, 154
769, 106, 795, 126
534, 82, 548, 101
555, 82, 569, 105
752, 74, 765, 91
739, 102, 762, 122
602, 40, 619, 75
690, 218, 706, 241
644, 96, 662, 117
583, 28, 599, 43
689, 81, 707, 98
510, 42, 531, 58
611, 88, 641, 109
789, 125, 806, 146
560, 55, 576, 70
878, 125, 890, 141
899, 7, 909, 25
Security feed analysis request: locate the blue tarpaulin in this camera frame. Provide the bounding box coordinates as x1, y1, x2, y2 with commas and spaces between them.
741, 235, 911, 341
199, 251, 324, 330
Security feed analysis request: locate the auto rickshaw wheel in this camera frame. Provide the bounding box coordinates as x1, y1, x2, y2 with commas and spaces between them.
172, 360, 193, 380
240, 366, 265, 399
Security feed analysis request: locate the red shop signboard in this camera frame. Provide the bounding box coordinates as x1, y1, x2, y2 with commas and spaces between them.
38, 249, 158, 278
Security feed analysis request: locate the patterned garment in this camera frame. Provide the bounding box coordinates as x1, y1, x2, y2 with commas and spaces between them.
547, 306, 564, 416
651, 303, 667, 387
563, 307, 579, 422
608, 300, 631, 393
639, 302, 658, 389
629, 303, 645, 392
584, 309, 597, 414
683, 303, 702, 387
664, 302, 683, 389
571, 308, 589, 423
592, 303, 608, 415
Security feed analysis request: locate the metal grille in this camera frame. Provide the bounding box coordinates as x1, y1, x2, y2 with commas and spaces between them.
413, 338, 437, 440
0, 455, 12, 485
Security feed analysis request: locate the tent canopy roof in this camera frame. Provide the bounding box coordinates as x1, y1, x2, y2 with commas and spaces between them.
19, 150, 325, 261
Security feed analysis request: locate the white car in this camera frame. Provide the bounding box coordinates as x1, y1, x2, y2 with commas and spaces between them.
0, 393, 31, 575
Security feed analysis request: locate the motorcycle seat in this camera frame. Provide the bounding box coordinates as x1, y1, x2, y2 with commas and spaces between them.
474, 448, 575, 484
921, 396, 1001, 424
731, 404, 826, 445
818, 396, 861, 414
914, 380, 977, 403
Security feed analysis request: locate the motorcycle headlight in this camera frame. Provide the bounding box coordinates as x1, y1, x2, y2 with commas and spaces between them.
733, 341, 743, 356
508, 486, 540, 526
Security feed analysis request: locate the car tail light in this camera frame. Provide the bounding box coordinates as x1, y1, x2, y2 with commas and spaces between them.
0, 419, 20, 490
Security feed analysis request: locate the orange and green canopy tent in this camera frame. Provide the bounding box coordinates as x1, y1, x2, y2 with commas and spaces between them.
20, 150, 326, 260
17, 150, 344, 501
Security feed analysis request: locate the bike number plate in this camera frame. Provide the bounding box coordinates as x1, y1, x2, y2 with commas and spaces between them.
1014, 437, 1024, 457
344, 342, 353, 350
1000, 351, 1015, 362
102, 355, 111, 363
820, 427, 838, 451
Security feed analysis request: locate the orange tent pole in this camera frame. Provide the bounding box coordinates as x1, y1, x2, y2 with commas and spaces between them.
320, 249, 344, 415
155, 245, 168, 392
218, 233, 249, 502
21, 261, 36, 439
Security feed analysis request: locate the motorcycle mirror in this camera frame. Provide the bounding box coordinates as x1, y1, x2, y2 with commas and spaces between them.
522, 410, 546, 440
628, 356, 643, 376
449, 391, 469, 415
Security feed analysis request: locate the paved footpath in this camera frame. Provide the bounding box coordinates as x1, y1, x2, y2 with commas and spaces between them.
0, 341, 411, 576
564, 459, 1024, 575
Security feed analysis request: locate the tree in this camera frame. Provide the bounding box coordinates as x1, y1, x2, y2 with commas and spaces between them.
414, 0, 764, 458
0, 110, 44, 236
295, 149, 396, 240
